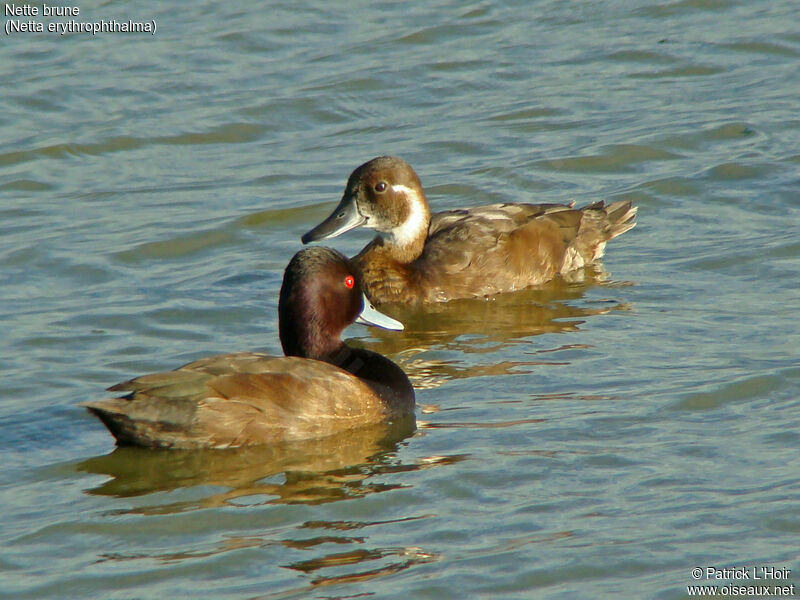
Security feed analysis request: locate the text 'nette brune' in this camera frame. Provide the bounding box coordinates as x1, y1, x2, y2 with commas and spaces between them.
5, 4, 79, 16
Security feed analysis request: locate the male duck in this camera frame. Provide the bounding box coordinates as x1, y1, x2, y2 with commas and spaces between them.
82, 247, 415, 449
302, 156, 637, 304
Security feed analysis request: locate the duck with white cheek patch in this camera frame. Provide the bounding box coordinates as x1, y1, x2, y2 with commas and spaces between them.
302, 156, 637, 305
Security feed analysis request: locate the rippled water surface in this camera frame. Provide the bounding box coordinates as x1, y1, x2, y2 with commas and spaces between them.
2, 1, 799, 598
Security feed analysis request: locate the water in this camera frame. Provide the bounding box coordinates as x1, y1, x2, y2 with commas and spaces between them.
2, 0, 799, 598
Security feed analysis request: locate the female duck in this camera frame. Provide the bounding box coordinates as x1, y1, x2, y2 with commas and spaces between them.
302, 156, 637, 304
82, 247, 415, 449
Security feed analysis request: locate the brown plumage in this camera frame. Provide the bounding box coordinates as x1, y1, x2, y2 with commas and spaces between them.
302, 156, 636, 305
82, 247, 415, 449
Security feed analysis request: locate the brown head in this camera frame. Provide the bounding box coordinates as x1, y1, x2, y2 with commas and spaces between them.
278, 247, 403, 359
301, 157, 431, 259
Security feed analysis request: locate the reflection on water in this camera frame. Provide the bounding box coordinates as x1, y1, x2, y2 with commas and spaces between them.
419, 418, 545, 430
286, 545, 438, 587
378, 266, 613, 339
78, 418, 418, 506
352, 269, 633, 389
76, 418, 456, 591
275, 515, 439, 592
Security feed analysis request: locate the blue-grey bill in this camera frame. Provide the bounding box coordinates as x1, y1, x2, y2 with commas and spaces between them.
355, 294, 404, 331
301, 196, 366, 243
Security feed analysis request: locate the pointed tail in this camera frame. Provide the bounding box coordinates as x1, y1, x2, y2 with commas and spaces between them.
566, 200, 637, 268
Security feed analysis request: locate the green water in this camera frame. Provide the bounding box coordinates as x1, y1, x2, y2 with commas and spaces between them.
2, 1, 799, 598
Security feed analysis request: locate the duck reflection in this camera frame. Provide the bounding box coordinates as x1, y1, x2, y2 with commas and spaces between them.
349, 271, 632, 389
78, 419, 455, 589
286, 544, 438, 588
79, 418, 419, 508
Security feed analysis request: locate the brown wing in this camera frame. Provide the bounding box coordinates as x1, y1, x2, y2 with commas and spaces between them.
427, 202, 575, 237
417, 203, 582, 299
83, 353, 386, 449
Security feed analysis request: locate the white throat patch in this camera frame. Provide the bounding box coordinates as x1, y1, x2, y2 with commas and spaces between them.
385, 184, 428, 246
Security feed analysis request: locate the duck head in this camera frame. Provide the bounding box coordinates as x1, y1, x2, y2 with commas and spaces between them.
278, 247, 402, 359
302, 156, 432, 253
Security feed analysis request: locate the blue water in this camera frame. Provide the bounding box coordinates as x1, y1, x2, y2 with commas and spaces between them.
1, 1, 799, 598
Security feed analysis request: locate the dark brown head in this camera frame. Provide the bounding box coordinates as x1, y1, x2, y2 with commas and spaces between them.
278, 247, 402, 359
301, 156, 431, 252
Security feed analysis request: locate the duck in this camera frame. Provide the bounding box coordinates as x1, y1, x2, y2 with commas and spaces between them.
81, 247, 415, 449
302, 156, 637, 305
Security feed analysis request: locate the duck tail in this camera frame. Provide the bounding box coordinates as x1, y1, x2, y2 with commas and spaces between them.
81, 399, 139, 446
81, 398, 180, 448
565, 200, 637, 267
604, 200, 638, 241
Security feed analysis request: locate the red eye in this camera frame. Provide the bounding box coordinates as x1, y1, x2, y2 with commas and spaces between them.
344, 275, 355, 289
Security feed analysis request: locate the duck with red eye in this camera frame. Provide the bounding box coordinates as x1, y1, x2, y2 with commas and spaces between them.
302, 156, 637, 305
82, 247, 415, 449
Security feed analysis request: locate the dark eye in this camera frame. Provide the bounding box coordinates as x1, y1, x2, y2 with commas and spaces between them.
374, 181, 387, 193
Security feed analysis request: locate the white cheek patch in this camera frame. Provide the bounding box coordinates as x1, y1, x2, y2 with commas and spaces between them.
391, 184, 416, 195
387, 185, 428, 246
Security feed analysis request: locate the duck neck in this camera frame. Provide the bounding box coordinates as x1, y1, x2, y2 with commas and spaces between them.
322, 345, 415, 411
279, 292, 345, 360
320, 344, 361, 372
281, 316, 344, 359
379, 187, 430, 263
